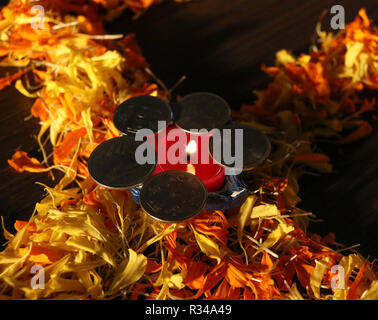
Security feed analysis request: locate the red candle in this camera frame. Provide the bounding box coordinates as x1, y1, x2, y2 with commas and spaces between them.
150, 125, 225, 192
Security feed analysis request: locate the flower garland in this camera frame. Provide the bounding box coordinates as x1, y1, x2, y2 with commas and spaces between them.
0, 1, 377, 299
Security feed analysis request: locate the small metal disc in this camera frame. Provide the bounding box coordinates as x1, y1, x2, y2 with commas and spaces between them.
113, 95, 173, 135
174, 92, 231, 132
88, 136, 156, 189
209, 123, 271, 171
140, 171, 207, 223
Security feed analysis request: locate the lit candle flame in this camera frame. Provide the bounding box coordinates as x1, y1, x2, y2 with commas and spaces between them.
186, 163, 196, 175
186, 140, 197, 175
186, 140, 197, 155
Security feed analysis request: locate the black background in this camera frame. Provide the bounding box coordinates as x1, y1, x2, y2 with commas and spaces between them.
0, 0, 377, 258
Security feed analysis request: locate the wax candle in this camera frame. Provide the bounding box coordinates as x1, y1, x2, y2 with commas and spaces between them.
151, 125, 225, 192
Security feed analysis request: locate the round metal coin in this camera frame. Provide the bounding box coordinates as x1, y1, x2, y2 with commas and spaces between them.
113, 95, 173, 135
174, 92, 231, 132
209, 122, 271, 171
88, 136, 157, 189
140, 171, 208, 223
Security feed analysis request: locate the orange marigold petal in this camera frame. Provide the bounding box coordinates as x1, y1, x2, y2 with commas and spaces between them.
19, 245, 61, 265
338, 121, 373, 144
8, 151, 47, 173
0, 71, 23, 90
31, 98, 50, 121
14, 220, 37, 233
53, 128, 87, 165
145, 260, 162, 273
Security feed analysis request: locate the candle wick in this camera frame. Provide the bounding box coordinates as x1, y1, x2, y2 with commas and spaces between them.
185, 140, 197, 164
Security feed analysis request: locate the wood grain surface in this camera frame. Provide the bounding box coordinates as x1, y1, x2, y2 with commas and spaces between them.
1, 0, 377, 257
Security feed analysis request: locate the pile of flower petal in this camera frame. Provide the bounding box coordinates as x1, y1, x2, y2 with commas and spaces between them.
0, 0, 158, 177
233, 8, 378, 215
0, 1, 377, 300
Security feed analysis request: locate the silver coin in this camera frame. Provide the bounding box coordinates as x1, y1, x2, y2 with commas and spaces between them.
113, 95, 173, 135
140, 171, 207, 223
174, 92, 231, 132
209, 122, 271, 171
88, 136, 156, 189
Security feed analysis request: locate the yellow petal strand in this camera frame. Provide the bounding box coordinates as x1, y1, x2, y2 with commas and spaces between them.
237, 195, 257, 241
108, 249, 147, 294
310, 258, 330, 299
14, 79, 37, 98
1, 216, 14, 241
258, 221, 294, 253
137, 224, 176, 253
361, 281, 378, 300
251, 204, 280, 219
65, 236, 115, 267
345, 41, 364, 68
288, 282, 305, 300
192, 226, 223, 264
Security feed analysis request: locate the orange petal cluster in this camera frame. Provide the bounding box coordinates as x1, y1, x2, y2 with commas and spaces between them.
0, 2, 377, 300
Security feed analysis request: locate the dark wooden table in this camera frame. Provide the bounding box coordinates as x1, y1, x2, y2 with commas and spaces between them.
1, 0, 377, 257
